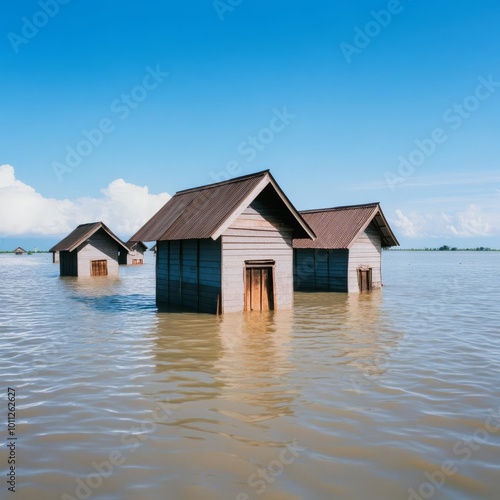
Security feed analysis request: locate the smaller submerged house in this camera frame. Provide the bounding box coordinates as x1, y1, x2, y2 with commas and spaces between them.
293, 203, 399, 293
119, 241, 147, 265
13, 247, 27, 255
130, 170, 316, 313
50, 222, 129, 277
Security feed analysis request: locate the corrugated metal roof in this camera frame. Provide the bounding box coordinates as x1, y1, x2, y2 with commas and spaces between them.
293, 203, 399, 249
130, 170, 315, 242
126, 240, 148, 252
49, 222, 129, 252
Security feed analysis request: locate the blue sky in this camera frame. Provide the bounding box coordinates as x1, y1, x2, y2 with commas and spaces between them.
1, 0, 499, 249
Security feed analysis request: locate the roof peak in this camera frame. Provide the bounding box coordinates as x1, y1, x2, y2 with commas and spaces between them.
176, 170, 270, 195
76, 221, 102, 227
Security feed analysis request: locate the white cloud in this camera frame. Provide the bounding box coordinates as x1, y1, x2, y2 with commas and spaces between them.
0, 164, 171, 238
394, 209, 418, 237
393, 205, 497, 239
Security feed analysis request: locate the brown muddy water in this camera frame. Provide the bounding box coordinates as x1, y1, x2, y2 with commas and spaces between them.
1, 251, 499, 500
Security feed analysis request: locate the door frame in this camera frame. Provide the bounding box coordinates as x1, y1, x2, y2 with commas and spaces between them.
244, 260, 276, 311
357, 266, 372, 291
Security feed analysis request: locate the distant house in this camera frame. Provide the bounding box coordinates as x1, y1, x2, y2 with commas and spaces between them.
118, 241, 147, 265
13, 247, 27, 255
130, 170, 315, 313
49, 222, 129, 277
293, 203, 399, 292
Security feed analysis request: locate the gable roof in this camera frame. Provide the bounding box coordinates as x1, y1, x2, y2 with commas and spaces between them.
130, 170, 316, 242
293, 202, 399, 249
13, 247, 27, 253
126, 240, 148, 252
49, 222, 130, 252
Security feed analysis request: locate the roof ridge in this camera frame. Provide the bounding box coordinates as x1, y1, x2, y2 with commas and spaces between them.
300, 202, 380, 214
176, 169, 270, 195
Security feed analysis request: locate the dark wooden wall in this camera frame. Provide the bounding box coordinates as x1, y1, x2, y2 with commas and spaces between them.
156, 238, 221, 313
293, 248, 349, 292
59, 250, 78, 276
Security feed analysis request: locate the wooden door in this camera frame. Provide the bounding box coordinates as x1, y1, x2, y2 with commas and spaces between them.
245, 267, 274, 311
91, 260, 108, 276
358, 268, 371, 291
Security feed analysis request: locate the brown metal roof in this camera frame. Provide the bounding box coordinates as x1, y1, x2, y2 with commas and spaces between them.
49, 222, 129, 252
126, 240, 148, 252
293, 203, 399, 249
130, 170, 316, 242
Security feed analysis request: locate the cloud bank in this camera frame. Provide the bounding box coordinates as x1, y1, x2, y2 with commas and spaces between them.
0, 164, 171, 238
394, 205, 497, 239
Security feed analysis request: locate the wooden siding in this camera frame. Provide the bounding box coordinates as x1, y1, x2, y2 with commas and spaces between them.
156, 238, 221, 313
119, 248, 144, 265
347, 222, 382, 292
221, 199, 294, 313
293, 249, 348, 292
127, 249, 144, 265
75, 229, 120, 277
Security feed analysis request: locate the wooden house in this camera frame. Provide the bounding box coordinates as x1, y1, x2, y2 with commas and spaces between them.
130, 170, 315, 313
293, 203, 399, 293
13, 247, 27, 255
118, 241, 147, 265
52, 250, 59, 263
49, 222, 129, 277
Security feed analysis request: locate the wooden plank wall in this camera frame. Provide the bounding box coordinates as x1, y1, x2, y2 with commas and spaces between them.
59, 250, 77, 276
294, 249, 348, 292
76, 229, 120, 277
126, 248, 144, 265
156, 238, 221, 313
347, 221, 382, 292
221, 199, 294, 313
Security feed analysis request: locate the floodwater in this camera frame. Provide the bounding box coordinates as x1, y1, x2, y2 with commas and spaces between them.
1, 251, 499, 500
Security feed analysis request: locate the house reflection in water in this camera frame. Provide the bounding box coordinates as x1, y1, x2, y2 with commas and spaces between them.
214, 309, 296, 423
150, 308, 296, 423
293, 291, 402, 382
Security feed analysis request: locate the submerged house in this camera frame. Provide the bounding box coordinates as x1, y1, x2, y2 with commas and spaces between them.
293, 203, 399, 292
119, 240, 147, 265
130, 170, 315, 314
50, 222, 130, 277
13, 247, 27, 255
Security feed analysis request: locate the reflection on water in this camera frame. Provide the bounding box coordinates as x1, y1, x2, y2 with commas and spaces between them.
1, 252, 500, 500
216, 310, 295, 422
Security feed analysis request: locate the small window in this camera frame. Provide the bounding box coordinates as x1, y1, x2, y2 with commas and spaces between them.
91, 260, 108, 276
132, 259, 143, 265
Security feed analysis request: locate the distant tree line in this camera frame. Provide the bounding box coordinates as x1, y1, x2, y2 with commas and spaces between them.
387, 246, 498, 251
0, 250, 49, 254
